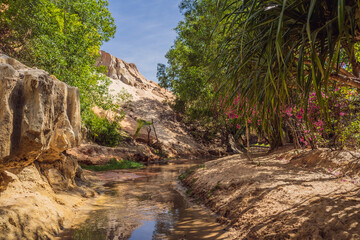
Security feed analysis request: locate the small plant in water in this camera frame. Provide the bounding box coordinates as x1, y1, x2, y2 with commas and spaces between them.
80, 158, 144, 171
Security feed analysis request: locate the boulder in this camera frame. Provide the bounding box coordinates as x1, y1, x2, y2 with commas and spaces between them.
67, 143, 160, 166
0, 54, 81, 170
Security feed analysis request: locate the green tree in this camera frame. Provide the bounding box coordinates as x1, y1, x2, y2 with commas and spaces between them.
0, 0, 125, 146
158, 0, 224, 119
0, 0, 116, 111
215, 0, 360, 149
160, 0, 360, 150
157, 63, 169, 89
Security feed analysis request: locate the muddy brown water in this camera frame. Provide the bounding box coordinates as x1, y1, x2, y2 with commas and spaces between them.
58, 161, 228, 240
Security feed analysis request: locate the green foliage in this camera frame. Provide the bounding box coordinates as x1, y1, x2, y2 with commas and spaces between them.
0, 0, 118, 132
134, 119, 152, 138
339, 119, 360, 147
157, 63, 169, 89
83, 110, 124, 147
113, 88, 133, 105
331, 88, 360, 149
161, 0, 360, 150
80, 158, 144, 171
157, 0, 224, 120
215, 0, 360, 148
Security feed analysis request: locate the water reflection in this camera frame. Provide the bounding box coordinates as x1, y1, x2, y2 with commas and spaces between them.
129, 221, 156, 240
58, 163, 228, 240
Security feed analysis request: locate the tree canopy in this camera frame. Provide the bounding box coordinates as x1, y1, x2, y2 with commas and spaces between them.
159, 0, 360, 150
158, 0, 226, 119
0, 0, 116, 111
0, 0, 127, 146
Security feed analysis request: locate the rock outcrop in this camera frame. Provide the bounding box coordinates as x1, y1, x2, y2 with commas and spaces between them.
0, 55, 87, 239
67, 143, 161, 165
0, 54, 81, 170
96, 50, 227, 158
97, 50, 145, 87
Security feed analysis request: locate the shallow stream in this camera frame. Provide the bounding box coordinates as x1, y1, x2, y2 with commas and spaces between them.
58, 161, 228, 240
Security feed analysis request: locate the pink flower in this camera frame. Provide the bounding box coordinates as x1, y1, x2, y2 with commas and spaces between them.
237, 124, 240, 129
283, 107, 293, 117
340, 112, 345, 116
314, 120, 324, 128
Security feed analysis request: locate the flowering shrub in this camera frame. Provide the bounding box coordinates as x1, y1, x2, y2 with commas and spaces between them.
223, 86, 359, 150
282, 87, 359, 149
224, 96, 261, 133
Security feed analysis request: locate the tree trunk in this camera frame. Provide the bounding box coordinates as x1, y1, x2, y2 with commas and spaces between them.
246, 119, 251, 160
330, 73, 360, 89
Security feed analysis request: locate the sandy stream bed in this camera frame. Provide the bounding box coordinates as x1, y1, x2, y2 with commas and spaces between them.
1, 148, 359, 240
181, 147, 360, 240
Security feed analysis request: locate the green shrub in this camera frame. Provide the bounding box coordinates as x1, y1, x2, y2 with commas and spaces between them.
80, 158, 144, 171
83, 111, 123, 147
134, 119, 152, 138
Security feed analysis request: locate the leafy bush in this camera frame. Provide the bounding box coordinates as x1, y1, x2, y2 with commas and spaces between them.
84, 111, 124, 147
134, 119, 152, 138
80, 158, 144, 171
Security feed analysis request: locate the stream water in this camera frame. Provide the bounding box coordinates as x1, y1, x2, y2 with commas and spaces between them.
58, 161, 228, 240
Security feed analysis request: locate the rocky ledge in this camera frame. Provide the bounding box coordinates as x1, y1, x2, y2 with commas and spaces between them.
0, 55, 91, 240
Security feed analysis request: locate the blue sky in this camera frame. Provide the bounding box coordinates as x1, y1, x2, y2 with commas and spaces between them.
101, 0, 183, 82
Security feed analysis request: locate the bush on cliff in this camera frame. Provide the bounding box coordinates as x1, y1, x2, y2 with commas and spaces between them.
0, 0, 122, 143
84, 111, 124, 147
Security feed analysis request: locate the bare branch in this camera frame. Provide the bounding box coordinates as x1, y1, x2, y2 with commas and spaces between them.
329, 73, 360, 89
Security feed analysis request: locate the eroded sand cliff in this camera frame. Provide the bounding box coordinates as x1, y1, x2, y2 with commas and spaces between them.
95, 50, 226, 158
0, 54, 92, 239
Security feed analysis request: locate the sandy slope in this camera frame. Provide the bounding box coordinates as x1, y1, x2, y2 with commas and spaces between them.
96, 50, 227, 157
182, 148, 360, 239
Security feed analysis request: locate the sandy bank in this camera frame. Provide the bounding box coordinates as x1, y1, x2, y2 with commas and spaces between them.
181, 148, 360, 239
